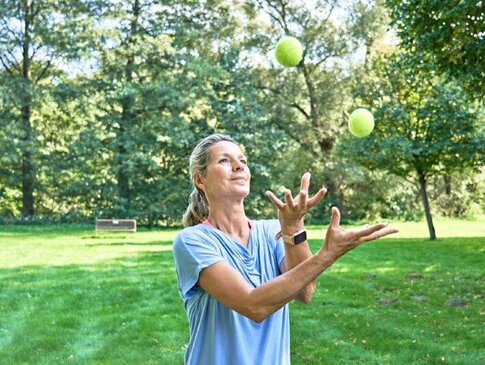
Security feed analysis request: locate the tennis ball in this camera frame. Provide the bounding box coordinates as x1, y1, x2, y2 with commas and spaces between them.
348, 108, 374, 138
275, 36, 303, 67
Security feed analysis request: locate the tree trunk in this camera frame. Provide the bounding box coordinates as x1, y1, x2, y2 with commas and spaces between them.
418, 172, 436, 240
21, 0, 34, 217
21, 100, 34, 217
299, 61, 335, 155
117, 84, 132, 216
444, 175, 451, 195
115, 0, 140, 217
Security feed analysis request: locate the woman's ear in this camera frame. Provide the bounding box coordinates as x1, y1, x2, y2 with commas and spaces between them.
193, 173, 204, 191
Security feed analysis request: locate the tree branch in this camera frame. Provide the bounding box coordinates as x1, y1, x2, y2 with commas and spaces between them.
0, 21, 23, 45
0, 48, 21, 73
34, 59, 52, 84
304, 2, 335, 48
289, 102, 310, 120
314, 54, 332, 68
299, 61, 319, 127
29, 45, 39, 61
272, 116, 319, 159
32, 0, 41, 18
254, 83, 311, 121
254, 0, 288, 33
0, 56, 14, 75
275, 0, 290, 31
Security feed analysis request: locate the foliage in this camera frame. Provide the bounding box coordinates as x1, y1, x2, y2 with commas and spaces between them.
338, 51, 484, 238
386, 0, 485, 98
0, 0, 483, 225
222, 0, 392, 221
0, 0, 112, 217
342, 51, 484, 177
429, 169, 485, 217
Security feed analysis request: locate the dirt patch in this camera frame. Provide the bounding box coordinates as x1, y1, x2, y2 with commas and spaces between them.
377, 298, 397, 305
446, 299, 467, 307
407, 273, 424, 279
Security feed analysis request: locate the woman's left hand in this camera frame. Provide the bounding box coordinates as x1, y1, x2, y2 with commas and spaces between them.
266, 172, 326, 234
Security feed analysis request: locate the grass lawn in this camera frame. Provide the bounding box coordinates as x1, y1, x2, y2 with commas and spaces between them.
0, 216, 484, 364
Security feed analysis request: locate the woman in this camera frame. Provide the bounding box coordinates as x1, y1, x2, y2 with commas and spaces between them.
173, 134, 398, 364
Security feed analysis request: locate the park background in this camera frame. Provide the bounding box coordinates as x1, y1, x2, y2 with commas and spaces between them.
0, 0, 484, 364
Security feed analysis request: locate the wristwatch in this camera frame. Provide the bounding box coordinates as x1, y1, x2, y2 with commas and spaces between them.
281, 229, 307, 245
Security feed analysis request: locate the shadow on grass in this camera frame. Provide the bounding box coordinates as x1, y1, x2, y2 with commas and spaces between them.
0, 225, 179, 241
0, 225, 93, 238
85, 240, 173, 247
0, 250, 186, 365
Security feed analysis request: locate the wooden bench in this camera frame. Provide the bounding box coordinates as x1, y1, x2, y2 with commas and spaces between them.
95, 219, 137, 234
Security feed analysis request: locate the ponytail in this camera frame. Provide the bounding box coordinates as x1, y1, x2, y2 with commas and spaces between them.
182, 187, 209, 227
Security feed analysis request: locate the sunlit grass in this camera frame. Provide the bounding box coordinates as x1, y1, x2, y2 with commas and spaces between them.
0, 217, 483, 364
307, 214, 485, 239
0, 226, 178, 268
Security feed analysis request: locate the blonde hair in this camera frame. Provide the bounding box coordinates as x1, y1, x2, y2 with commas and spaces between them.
182, 134, 238, 227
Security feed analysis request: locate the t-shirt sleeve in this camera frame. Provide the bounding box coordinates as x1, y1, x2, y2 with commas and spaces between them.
172, 229, 225, 300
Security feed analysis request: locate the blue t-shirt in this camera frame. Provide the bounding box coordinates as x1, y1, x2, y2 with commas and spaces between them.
172, 219, 289, 365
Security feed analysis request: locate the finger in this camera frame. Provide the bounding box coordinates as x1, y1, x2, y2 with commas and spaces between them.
300, 172, 311, 192
355, 222, 388, 238
358, 228, 399, 244
307, 187, 327, 208
329, 206, 341, 228
284, 189, 296, 209
299, 188, 308, 208
265, 191, 285, 210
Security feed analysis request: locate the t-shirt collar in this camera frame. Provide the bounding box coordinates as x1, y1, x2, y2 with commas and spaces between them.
202, 219, 252, 229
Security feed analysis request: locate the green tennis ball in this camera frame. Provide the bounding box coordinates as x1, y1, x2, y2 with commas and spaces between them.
348, 108, 374, 138
275, 36, 303, 67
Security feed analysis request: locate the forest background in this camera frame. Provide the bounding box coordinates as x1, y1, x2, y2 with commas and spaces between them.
1, 0, 484, 240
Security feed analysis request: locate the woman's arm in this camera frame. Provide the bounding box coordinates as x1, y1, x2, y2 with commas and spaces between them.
267, 172, 326, 303
278, 214, 315, 303
279, 239, 315, 303
198, 207, 398, 322
198, 247, 333, 323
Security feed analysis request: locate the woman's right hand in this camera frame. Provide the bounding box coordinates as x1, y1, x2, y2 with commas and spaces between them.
319, 207, 399, 262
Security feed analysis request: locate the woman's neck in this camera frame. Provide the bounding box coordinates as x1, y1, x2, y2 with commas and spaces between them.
206, 199, 249, 237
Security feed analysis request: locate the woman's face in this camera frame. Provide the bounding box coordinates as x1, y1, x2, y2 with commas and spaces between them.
195, 141, 251, 202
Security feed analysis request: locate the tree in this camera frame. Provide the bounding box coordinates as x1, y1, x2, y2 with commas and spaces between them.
0, 0, 99, 217
386, 0, 485, 98
243, 0, 389, 154
338, 52, 484, 240
231, 0, 391, 209
81, 0, 275, 224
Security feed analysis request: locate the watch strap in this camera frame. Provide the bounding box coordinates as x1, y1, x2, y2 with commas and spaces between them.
281, 229, 307, 245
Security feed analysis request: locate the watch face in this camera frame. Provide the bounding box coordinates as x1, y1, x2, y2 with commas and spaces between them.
293, 231, 307, 244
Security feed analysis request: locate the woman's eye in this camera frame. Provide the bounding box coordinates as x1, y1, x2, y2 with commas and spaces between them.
219, 158, 229, 163
240, 160, 247, 165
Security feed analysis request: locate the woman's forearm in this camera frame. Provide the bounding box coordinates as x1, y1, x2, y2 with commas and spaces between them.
247, 250, 335, 322
281, 221, 316, 302
283, 240, 317, 302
